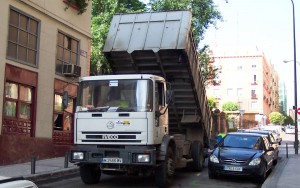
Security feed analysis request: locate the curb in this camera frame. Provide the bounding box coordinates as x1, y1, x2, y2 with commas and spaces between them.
24, 167, 79, 182
261, 156, 288, 188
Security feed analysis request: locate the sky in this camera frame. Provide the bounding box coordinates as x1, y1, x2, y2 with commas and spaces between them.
200, 0, 300, 109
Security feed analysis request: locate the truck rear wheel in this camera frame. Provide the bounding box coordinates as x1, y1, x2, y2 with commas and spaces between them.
191, 141, 204, 172
155, 147, 175, 188
80, 164, 101, 184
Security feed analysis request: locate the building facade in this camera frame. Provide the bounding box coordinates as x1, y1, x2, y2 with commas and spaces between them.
206, 51, 279, 127
0, 0, 91, 165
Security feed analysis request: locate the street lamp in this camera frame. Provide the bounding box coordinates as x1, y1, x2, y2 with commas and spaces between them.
285, 0, 298, 154
284, 59, 298, 154
283, 60, 300, 65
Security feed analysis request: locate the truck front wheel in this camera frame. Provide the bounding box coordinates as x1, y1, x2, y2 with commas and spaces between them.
80, 164, 101, 184
155, 147, 175, 188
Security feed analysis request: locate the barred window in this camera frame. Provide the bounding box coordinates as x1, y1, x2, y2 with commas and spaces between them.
56, 32, 79, 74
7, 8, 39, 66
4, 82, 33, 120
53, 94, 74, 131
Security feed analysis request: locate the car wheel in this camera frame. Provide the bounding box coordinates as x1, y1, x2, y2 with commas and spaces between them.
80, 164, 101, 184
155, 147, 175, 188
258, 163, 267, 183
208, 170, 217, 179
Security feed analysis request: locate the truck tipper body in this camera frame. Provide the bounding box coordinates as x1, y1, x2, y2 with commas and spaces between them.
70, 11, 212, 188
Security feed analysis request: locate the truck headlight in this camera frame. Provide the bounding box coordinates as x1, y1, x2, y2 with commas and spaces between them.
72, 151, 84, 160
137, 154, 150, 163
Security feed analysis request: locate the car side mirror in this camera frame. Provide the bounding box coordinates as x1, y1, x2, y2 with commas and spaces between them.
214, 143, 218, 149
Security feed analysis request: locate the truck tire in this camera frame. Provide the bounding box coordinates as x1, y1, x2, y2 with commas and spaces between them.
191, 141, 204, 172
155, 147, 175, 188
80, 164, 101, 184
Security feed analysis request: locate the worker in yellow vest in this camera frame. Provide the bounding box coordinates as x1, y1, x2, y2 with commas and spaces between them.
217, 133, 226, 143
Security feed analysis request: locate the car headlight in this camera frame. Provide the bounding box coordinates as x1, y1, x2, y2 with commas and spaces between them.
72, 151, 84, 160
249, 158, 261, 166
209, 154, 219, 163
137, 154, 150, 163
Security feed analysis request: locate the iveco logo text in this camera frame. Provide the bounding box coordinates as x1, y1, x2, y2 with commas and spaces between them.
102, 135, 118, 139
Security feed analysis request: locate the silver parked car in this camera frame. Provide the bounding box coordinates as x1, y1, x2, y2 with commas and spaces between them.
0, 176, 38, 188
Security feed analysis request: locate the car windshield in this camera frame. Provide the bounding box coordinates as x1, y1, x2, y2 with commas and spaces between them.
76, 79, 153, 112
221, 134, 261, 149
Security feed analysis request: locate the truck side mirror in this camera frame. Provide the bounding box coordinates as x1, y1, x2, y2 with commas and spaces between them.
166, 90, 173, 105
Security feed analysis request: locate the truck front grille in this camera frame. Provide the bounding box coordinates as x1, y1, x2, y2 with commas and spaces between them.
81, 131, 142, 143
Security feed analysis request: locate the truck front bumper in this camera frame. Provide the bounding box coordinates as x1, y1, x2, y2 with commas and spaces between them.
69, 144, 158, 166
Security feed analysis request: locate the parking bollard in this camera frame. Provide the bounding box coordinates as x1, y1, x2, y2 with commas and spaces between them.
64, 152, 69, 168
286, 143, 289, 158
31, 156, 36, 174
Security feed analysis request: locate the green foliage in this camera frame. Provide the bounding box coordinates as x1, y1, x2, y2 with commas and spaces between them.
269, 112, 285, 125
65, 0, 89, 14
91, 0, 146, 75
198, 45, 218, 86
284, 115, 294, 125
207, 97, 217, 109
222, 102, 239, 111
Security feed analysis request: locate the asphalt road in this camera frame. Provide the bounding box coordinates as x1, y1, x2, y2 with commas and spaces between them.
37, 131, 296, 188
36, 161, 261, 188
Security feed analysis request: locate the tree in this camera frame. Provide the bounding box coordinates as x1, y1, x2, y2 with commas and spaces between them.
269, 112, 285, 125
207, 97, 217, 109
222, 102, 239, 111
284, 115, 294, 125
91, 0, 146, 75
198, 45, 218, 86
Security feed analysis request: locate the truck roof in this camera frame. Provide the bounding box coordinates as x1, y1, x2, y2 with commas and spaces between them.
103, 10, 192, 53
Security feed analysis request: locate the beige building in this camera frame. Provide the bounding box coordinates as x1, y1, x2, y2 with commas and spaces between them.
206, 51, 279, 126
0, 0, 91, 165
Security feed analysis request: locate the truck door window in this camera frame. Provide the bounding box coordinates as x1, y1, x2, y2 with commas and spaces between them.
155, 82, 164, 111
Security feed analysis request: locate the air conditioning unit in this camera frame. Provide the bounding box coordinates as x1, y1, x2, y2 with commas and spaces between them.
63, 64, 81, 77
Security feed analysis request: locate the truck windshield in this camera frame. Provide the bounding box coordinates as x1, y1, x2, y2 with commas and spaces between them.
77, 79, 153, 112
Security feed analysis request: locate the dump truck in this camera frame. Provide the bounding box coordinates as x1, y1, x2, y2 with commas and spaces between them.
69, 11, 212, 188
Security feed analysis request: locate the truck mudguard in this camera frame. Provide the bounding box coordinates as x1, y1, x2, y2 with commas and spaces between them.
157, 135, 176, 161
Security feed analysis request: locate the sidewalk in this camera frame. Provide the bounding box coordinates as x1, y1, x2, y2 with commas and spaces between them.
0, 157, 79, 182
262, 154, 300, 188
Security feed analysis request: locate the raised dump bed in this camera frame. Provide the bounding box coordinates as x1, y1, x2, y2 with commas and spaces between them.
103, 11, 212, 143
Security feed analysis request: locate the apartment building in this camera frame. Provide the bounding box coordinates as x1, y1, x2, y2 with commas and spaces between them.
206, 51, 279, 125
0, 0, 91, 165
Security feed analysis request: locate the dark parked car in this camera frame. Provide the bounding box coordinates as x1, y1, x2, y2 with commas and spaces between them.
208, 132, 275, 183
237, 129, 279, 165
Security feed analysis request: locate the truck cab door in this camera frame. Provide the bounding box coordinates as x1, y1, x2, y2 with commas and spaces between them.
155, 82, 168, 141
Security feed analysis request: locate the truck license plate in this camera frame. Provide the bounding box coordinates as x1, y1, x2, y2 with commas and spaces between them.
224, 165, 242, 172
101, 158, 123, 163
